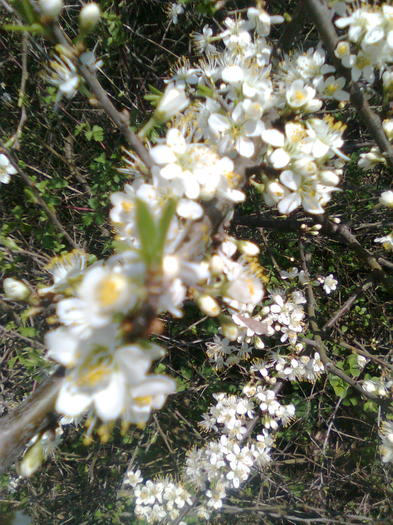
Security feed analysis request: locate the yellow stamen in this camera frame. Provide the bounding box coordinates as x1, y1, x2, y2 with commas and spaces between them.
97, 275, 126, 307
134, 395, 153, 407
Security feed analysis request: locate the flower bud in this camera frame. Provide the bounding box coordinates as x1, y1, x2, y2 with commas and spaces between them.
220, 320, 239, 340
3, 277, 31, 301
155, 84, 189, 123
19, 440, 45, 477
79, 3, 101, 32
39, 0, 63, 18
254, 336, 265, 349
197, 295, 220, 317
237, 240, 260, 256
383, 119, 393, 140
379, 190, 393, 208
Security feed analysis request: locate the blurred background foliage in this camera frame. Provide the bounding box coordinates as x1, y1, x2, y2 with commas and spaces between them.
0, 0, 392, 523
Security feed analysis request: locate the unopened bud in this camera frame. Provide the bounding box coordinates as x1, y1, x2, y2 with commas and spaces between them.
197, 295, 220, 317
155, 84, 189, 123
79, 3, 101, 32
3, 277, 31, 301
383, 120, 393, 140
238, 240, 260, 256
254, 336, 265, 349
39, 0, 63, 18
19, 439, 45, 477
221, 321, 239, 341
379, 190, 393, 208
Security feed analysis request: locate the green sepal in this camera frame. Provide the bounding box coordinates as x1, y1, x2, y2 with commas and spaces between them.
135, 197, 176, 269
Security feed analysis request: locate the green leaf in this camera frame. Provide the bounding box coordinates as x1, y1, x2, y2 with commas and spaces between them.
11, 0, 37, 24
135, 198, 158, 267
328, 375, 349, 398
3, 23, 44, 33
135, 198, 176, 269
91, 125, 104, 142
156, 198, 176, 258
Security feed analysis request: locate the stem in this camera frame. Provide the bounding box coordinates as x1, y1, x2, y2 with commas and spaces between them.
0, 367, 65, 475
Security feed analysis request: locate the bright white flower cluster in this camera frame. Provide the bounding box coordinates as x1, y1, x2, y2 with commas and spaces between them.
43, 249, 176, 426
185, 392, 277, 511
319, 273, 338, 294
251, 352, 325, 384
335, 6, 393, 84
121, 386, 283, 522
167, 7, 349, 216
261, 118, 346, 215
124, 472, 192, 523
259, 289, 306, 344
334, 6, 393, 171
150, 128, 245, 218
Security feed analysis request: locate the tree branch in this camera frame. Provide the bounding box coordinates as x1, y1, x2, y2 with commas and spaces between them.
0, 367, 65, 475
304, 0, 393, 166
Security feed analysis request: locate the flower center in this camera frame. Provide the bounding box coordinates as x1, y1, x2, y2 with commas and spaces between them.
97, 275, 127, 308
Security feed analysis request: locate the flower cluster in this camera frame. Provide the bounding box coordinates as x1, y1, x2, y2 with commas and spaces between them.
167, 7, 349, 216
42, 249, 176, 427
251, 352, 325, 383
150, 127, 245, 217
185, 391, 278, 512
261, 118, 346, 215
335, 5, 393, 85
124, 472, 192, 523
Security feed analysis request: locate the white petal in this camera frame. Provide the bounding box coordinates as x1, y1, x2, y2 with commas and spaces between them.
302, 194, 324, 214
176, 199, 203, 219
222, 65, 244, 83
150, 145, 177, 165
160, 163, 183, 180
278, 193, 301, 214
312, 140, 329, 158
236, 136, 254, 157
131, 375, 176, 408
280, 170, 300, 191
183, 177, 200, 199
94, 372, 126, 421
166, 128, 187, 154
208, 113, 231, 133
46, 327, 81, 366
56, 382, 92, 417
261, 129, 285, 147
270, 148, 290, 169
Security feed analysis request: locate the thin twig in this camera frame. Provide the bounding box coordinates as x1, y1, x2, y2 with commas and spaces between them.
299, 240, 381, 403
0, 143, 79, 249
